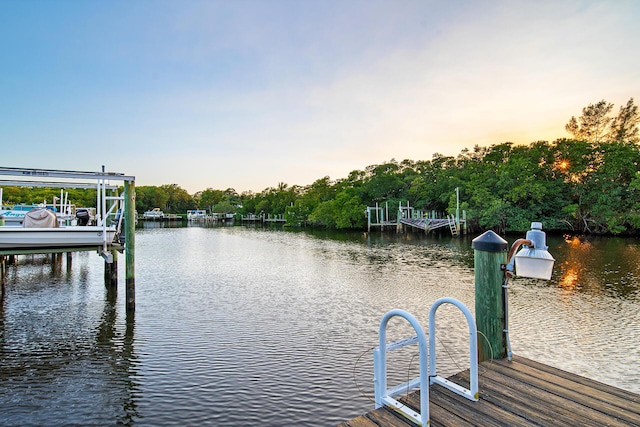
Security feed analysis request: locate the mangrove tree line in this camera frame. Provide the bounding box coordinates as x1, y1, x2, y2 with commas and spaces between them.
2, 98, 639, 234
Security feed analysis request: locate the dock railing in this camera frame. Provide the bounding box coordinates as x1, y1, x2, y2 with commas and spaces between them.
373, 298, 479, 426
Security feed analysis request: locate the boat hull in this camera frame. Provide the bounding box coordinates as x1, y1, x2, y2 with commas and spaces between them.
0, 226, 117, 249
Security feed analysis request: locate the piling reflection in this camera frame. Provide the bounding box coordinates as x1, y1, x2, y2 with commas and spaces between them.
2, 227, 639, 426
0, 253, 140, 425
99, 287, 140, 426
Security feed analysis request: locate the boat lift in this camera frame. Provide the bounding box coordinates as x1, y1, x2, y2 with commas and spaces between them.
0, 166, 137, 311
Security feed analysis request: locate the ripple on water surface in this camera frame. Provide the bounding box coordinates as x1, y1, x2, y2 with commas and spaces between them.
1, 227, 639, 426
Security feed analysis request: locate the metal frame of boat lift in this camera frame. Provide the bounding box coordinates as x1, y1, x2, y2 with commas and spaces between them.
0, 166, 135, 261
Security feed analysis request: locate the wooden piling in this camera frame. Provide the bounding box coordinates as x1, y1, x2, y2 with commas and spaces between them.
66, 252, 72, 273
104, 250, 118, 289
124, 180, 136, 313
1, 255, 5, 300
471, 230, 508, 362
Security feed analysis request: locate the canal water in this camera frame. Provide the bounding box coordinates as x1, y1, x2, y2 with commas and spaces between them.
1, 225, 639, 426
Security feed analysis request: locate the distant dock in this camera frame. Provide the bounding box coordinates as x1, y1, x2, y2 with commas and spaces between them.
138, 214, 183, 222
366, 202, 466, 236
241, 214, 286, 224
340, 355, 640, 426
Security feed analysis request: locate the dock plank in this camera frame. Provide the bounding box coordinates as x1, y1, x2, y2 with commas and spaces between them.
407, 386, 530, 427
339, 355, 640, 427
454, 367, 618, 426
486, 359, 640, 425
510, 355, 640, 409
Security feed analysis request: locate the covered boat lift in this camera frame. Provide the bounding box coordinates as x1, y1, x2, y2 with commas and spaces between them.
0, 166, 136, 312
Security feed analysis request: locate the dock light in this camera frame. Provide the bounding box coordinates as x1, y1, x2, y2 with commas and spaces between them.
506, 222, 555, 280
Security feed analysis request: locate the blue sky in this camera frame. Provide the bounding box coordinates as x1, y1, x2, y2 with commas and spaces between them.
2, 0, 639, 193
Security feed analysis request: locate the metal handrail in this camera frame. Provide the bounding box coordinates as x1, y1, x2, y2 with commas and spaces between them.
428, 297, 479, 401
374, 309, 430, 426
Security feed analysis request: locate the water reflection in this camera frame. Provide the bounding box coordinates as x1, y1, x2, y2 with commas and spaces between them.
98, 288, 139, 426
547, 234, 640, 298
1, 227, 639, 427
0, 253, 139, 426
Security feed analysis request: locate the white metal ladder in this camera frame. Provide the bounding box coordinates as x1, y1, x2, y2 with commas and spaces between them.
374, 309, 431, 426
373, 298, 479, 426
428, 297, 479, 401
448, 215, 458, 236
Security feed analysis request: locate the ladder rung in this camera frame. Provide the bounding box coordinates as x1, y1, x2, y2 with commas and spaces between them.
385, 335, 419, 351
387, 376, 421, 397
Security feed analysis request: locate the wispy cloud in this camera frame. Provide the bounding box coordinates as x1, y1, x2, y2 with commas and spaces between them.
1, 0, 639, 192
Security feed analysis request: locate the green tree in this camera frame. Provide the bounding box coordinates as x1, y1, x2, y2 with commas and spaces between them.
608, 98, 640, 143
134, 186, 168, 213
565, 100, 614, 143
581, 141, 640, 233
159, 184, 194, 214
332, 190, 366, 229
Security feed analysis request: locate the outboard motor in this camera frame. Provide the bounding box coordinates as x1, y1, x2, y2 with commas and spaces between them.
113, 209, 126, 244
76, 209, 90, 226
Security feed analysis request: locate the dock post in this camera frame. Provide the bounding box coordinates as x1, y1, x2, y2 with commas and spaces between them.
124, 180, 136, 313
1, 255, 5, 300
463, 210, 467, 235
472, 230, 508, 362
104, 250, 118, 289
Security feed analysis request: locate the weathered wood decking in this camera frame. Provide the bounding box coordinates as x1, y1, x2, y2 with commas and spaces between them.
339, 355, 640, 427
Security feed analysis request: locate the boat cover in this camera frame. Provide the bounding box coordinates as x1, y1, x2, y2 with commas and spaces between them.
23, 208, 59, 228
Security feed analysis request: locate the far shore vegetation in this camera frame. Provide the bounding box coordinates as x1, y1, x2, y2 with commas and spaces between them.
3, 98, 640, 235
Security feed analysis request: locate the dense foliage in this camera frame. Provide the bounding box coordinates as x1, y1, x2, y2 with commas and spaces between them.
3, 99, 639, 234
236, 138, 640, 234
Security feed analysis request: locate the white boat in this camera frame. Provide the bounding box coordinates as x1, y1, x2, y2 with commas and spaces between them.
143, 208, 164, 219
0, 225, 117, 249
0, 169, 125, 253
187, 209, 207, 220
0, 206, 118, 249
0, 204, 53, 224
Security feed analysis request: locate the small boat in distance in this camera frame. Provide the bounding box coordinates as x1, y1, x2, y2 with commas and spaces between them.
187, 209, 207, 220
143, 208, 165, 220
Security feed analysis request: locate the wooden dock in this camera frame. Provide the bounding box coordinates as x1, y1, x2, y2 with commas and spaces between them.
399, 217, 461, 232
339, 355, 640, 427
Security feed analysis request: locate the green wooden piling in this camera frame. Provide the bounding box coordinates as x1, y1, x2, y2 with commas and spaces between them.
124, 180, 136, 312
472, 230, 508, 362
462, 210, 467, 235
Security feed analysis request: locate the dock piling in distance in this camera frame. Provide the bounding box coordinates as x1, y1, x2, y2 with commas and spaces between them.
0, 255, 5, 299
124, 180, 136, 313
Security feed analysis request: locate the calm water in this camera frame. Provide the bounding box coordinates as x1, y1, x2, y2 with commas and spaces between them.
1, 225, 639, 426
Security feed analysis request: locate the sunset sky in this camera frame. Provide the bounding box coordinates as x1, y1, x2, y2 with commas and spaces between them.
2, 0, 639, 193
